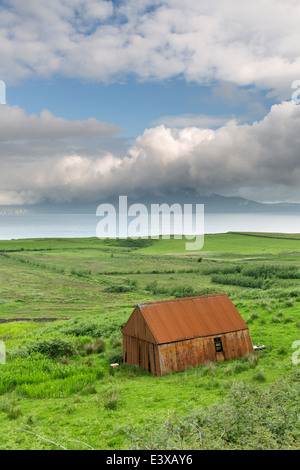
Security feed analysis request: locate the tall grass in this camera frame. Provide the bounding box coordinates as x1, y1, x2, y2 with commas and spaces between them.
203, 263, 300, 289
0, 354, 104, 398
129, 370, 300, 450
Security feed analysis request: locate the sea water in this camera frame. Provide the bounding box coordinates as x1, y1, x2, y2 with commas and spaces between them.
0, 213, 299, 240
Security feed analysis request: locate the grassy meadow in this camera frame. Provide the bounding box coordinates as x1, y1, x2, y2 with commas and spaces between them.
0, 232, 299, 450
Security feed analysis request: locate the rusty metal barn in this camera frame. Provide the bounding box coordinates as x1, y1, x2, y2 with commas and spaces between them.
122, 293, 253, 376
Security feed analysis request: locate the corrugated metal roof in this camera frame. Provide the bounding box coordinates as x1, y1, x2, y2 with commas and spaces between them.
138, 293, 248, 344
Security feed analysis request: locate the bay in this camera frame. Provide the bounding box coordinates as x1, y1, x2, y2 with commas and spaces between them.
0, 213, 299, 240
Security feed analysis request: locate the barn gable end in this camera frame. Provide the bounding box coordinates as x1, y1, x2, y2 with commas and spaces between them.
122, 306, 157, 343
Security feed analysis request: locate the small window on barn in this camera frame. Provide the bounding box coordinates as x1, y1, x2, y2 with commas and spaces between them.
214, 337, 223, 353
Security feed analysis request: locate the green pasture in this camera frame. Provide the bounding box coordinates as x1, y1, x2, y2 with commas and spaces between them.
0, 233, 299, 449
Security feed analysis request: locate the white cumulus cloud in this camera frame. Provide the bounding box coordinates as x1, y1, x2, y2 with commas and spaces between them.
0, 101, 300, 205
1, 0, 300, 98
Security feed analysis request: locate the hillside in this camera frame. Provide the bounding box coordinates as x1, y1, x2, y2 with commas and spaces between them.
0, 233, 299, 450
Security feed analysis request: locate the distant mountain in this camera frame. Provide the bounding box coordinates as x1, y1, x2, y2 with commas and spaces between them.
1, 193, 300, 215
196, 194, 300, 213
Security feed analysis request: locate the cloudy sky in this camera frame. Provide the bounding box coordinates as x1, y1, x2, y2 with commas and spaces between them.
1, 0, 300, 207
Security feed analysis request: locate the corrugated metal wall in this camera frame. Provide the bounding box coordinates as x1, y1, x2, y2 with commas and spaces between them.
158, 330, 253, 375
123, 334, 161, 376
122, 307, 157, 343
123, 329, 253, 376
122, 295, 254, 376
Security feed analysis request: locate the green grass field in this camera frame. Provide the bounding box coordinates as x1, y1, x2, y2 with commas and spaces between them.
0, 232, 299, 450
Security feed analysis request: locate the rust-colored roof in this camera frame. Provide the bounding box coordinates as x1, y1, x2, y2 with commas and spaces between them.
136, 293, 248, 344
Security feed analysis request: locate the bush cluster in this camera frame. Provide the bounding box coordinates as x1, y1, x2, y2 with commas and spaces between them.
129, 370, 300, 450
11, 337, 76, 358
59, 314, 125, 338
145, 281, 213, 298
204, 263, 300, 289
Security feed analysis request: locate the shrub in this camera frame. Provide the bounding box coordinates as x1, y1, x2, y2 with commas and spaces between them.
104, 284, 133, 293
102, 386, 120, 410
207, 263, 300, 289
145, 282, 199, 298
34, 338, 76, 358
272, 316, 281, 323
169, 285, 196, 298
107, 347, 123, 365
145, 280, 158, 294
277, 347, 287, 355
7, 405, 22, 420
211, 273, 266, 289
60, 314, 124, 338
128, 370, 300, 450
252, 370, 266, 382
111, 334, 123, 349
83, 338, 106, 355
233, 363, 248, 374
118, 363, 149, 376
247, 312, 259, 323
201, 362, 215, 376
241, 352, 259, 366
0, 400, 23, 420
79, 383, 97, 396
13, 338, 76, 358
67, 404, 77, 414
70, 268, 92, 277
